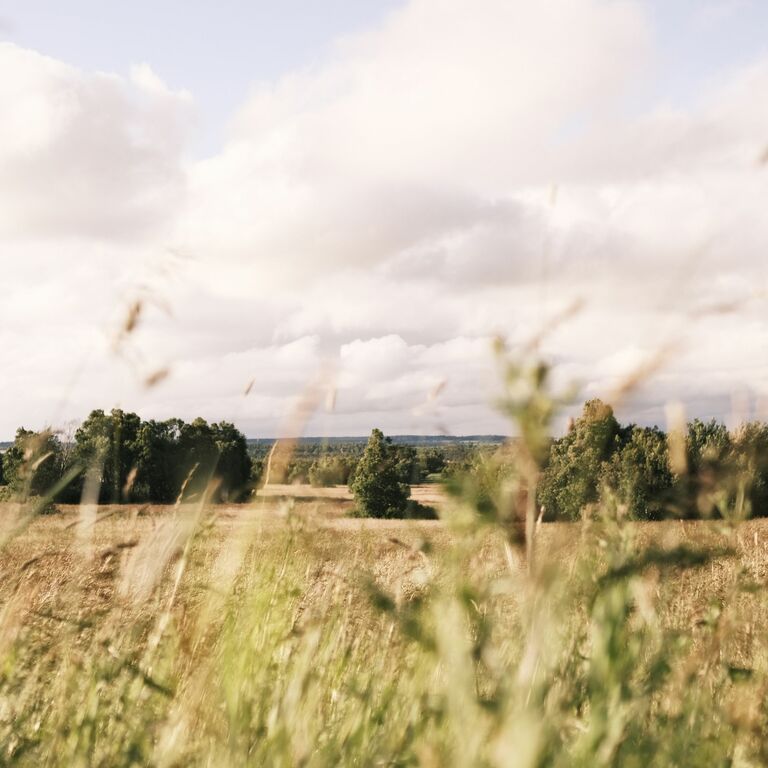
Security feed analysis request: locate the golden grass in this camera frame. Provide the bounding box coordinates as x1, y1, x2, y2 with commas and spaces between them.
256, 482, 447, 506
1, 496, 767, 765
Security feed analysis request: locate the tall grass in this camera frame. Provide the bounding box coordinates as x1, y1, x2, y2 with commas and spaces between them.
1, 352, 768, 765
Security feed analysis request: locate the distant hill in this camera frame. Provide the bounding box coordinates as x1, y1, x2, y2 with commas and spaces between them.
0, 436, 507, 453
246, 435, 507, 448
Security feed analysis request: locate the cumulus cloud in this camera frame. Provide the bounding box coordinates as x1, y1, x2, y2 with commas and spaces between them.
0, 43, 190, 239
175, 0, 649, 288
3, 0, 768, 437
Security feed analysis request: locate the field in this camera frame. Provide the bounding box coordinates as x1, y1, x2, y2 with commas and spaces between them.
256, 482, 447, 506
2, 488, 768, 766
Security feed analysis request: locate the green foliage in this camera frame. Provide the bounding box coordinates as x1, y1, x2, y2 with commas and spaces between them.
440, 442, 493, 480
74, 410, 251, 504
249, 456, 265, 488
601, 426, 673, 519
74, 409, 141, 503
349, 428, 410, 518
392, 443, 418, 484
733, 422, 768, 516
687, 418, 731, 470
418, 447, 447, 479
671, 419, 738, 520
533, 405, 768, 522
286, 458, 312, 484
538, 399, 621, 520
2, 427, 67, 500
210, 421, 252, 501
308, 454, 356, 486
132, 419, 182, 503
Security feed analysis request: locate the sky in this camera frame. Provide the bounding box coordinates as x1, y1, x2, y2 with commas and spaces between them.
0, 0, 767, 438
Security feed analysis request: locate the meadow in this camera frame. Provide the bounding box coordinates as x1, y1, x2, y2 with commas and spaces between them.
2, 483, 768, 766
2, 354, 768, 766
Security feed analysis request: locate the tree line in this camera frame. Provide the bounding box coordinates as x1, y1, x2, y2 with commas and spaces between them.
6, 399, 764, 520
1, 410, 252, 504
0, 411, 463, 506
349, 402, 768, 521
251, 440, 458, 487
538, 399, 768, 520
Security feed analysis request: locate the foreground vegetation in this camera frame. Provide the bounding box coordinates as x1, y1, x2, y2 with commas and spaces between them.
3, 352, 768, 765
1, 496, 768, 766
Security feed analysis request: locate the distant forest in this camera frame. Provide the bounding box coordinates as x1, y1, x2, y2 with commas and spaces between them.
0, 410, 493, 506
2, 402, 768, 520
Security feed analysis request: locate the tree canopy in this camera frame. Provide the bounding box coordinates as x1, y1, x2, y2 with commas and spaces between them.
2, 428, 66, 501
1, 412, 251, 505
538, 399, 622, 520
349, 429, 410, 518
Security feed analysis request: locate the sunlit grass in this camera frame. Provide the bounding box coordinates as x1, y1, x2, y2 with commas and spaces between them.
0, 494, 766, 766
2, 352, 768, 766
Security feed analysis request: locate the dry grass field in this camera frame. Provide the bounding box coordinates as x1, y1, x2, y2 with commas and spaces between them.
2, 494, 768, 765
256, 482, 447, 506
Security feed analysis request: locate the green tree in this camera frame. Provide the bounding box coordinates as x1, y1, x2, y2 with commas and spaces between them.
211, 421, 252, 501
172, 418, 218, 501
686, 418, 731, 472
393, 444, 418, 484
538, 399, 621, 520
728, 422, 768, 518
677, 418, 733, 518
132, 419, 182, 503
734, 422, 768, 517
74, 409, 141, 503
350, 429, 410, 518
418, 447, 447, 480
2, 428, 66, 500
601, 426, 673, 520
309, 455, 355, 487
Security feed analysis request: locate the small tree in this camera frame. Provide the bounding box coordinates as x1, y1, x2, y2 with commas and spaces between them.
418, 447, 447, 480
686, 418, 731, 472
350, 429, 410, 518
678, 418, 734, 519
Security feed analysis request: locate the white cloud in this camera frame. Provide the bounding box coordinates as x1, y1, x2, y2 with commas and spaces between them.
174, 0, 650, 289
3, 0, 768, 437
0, 43, 190, 239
